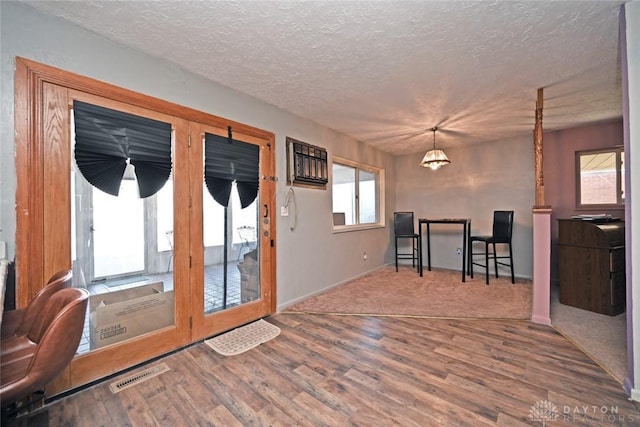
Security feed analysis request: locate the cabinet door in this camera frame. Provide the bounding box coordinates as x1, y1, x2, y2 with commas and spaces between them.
609, 272, 626, 311
558, 245, 593, 310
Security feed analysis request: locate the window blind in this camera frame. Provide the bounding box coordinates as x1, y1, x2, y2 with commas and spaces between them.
73, 100, 172, 198
204, 132, 259, 208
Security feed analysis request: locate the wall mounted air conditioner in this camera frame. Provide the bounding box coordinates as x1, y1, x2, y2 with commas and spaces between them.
286, 136, 328, 189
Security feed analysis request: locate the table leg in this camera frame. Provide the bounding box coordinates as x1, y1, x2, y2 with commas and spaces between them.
461, 222, 467, 282
418, 221, 422, 277
418, 233, 422, 276
426, 223, 432, 271
467, 220, 472, 276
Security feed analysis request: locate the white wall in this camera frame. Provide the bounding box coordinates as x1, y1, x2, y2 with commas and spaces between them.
623, 0, 640, 402
0, 2, 396, 308
395, 135, 535, 278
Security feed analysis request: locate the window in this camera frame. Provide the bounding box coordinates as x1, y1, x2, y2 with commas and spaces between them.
576, 147, 624, 208
332, 157, 384, 229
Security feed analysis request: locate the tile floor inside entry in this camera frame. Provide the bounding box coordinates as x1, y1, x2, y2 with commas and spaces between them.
77, 262, 243, 355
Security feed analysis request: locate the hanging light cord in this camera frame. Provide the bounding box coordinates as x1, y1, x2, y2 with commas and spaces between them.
431, 127, 437, 150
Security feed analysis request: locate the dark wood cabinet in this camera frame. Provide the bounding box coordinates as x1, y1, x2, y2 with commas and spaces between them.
558, 219, 625, 315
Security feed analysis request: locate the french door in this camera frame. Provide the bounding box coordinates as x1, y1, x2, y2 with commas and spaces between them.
188, 123, 274, 339
14, 58, 276, 395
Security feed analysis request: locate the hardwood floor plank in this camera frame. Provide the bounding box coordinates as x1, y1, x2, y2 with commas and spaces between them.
6, 313, 639, 426
225, 349, 331, 426
255, 400, 301, 427
434, 342, 528, 378
345, 364, 499, 425
91, 386, 130, 427
301, 323, 501, 423
205, 404, 244, 427
244, 346, 358, 419
119, 386, 161, 426
51, 395, 82, 427
443, 359, 548, 407
82, 386, 127, 427
160, 352, 225, 411
320, 378, 414, 426
224, 353, 302, 401
195, 365, 262, 426
496, 412, 536, 427
445, 373, 534, 424
292, 391, 350, 425
163, 385, 212, 427
336, 370, 444, 426
254, 387, 324, 426
258, 330, 348, 380
146, 389, 189, 426
209, 363, 271, 414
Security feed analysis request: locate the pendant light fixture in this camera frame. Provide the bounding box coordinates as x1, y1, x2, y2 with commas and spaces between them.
420, 127, 450, 170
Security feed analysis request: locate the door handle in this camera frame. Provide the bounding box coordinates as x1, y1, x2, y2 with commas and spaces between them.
263, 204, 269, 218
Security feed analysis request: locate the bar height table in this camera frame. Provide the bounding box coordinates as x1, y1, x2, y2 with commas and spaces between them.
418, 218, 471, 282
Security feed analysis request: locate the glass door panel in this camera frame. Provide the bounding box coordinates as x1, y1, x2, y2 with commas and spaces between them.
232, 190, 259, 305
201, 184, 228, 313
201, 130, 261, 314
202, 184, 259, 314
71, 100, 176, 354
190, 123, 273, 340
91, 183, 145, 279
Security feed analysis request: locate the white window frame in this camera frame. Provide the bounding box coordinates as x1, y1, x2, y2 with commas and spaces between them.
332, 156, 385, 232
575, 146, 625, 209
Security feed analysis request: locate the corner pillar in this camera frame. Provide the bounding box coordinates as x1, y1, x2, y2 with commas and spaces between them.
532, 207, 552, 324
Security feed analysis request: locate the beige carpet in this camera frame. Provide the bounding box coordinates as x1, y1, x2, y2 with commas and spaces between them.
286, 265, 532, 319
550, 287, 627, 383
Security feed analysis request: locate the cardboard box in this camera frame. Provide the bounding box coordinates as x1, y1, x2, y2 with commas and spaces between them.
89, 282, 174, 349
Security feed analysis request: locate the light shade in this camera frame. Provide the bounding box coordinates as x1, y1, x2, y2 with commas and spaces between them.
420, 149, 451, 170
419, 127, 450, 170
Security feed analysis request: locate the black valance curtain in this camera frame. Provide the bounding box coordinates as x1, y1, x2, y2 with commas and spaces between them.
73, 100, 172, 198
204, 132, 259, 208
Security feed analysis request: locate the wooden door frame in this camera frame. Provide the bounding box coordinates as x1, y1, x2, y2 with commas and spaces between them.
14, 57, 277, 393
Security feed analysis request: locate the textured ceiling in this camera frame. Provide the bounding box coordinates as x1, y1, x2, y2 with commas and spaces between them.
21, 0, 625, 155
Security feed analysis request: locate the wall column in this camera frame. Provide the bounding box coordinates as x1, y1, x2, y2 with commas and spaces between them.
532, 88, 552, 325
532, 208, 552, 324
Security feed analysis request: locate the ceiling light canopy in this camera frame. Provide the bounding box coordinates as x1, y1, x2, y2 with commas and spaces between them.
420, 127, 450, 170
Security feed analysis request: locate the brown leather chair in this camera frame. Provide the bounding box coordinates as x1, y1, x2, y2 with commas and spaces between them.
1, 269, 73, 341
0, 287, 89, 411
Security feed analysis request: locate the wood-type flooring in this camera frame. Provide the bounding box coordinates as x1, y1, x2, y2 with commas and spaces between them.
7, 313, 640, 426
